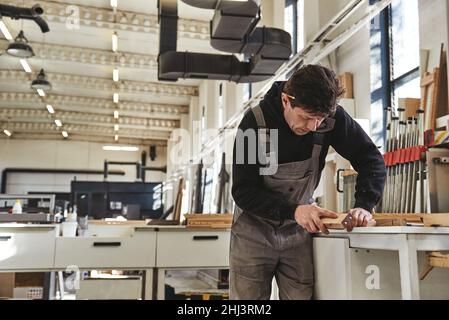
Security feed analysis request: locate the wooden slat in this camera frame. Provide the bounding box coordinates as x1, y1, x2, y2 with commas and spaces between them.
423, 214, 449, 227
322, 213, 425, 229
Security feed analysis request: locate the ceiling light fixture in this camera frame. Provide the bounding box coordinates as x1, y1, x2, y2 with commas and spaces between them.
103, 145, 139, 152
0, 20, 13, 40
114, 124, 119, 131
55, 119, 62, 127
3, 129, 12, 137
31, 69, 52, 91
112, 32, 118, 52
113, 68, 119, 82
113, 92, 119, 104
111, 0, 118, 9
19, 59, 32, 73
114, 110, 119, 119
36, 88, 45, 97
6, 30, 34, 58
46, 104, 54, 114
62, 131, 68, 138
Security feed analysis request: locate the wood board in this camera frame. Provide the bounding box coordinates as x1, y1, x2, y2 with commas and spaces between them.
322, 213, 425, 229
185, 214, 233, 229
423, 214, 449, 227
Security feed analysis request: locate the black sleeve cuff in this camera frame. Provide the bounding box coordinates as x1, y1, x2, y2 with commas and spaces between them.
354, 199, 376, 213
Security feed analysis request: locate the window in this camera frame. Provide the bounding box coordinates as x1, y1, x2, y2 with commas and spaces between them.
218, 83, 224, 127
243, 83, 252, 103
370, 0, 420, 150
285, 0, 304, 54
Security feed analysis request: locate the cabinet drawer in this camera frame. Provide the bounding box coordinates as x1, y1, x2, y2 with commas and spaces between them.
0, 227, 56, 270
156, 230, 230, 268
54, 231, 156, 269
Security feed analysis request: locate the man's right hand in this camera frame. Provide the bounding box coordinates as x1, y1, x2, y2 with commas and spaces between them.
294, 205, 339, 235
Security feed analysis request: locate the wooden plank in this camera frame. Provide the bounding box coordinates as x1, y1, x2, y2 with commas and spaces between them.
322, 213, 425, 229
88, 220, 146, 226
185, 214, 233, 229
173, 178, 184, 223
423, 214, 449, 227
339, 72, 354, 99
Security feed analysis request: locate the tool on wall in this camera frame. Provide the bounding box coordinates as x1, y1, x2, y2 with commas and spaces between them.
381, 106, 427, 213
216, 153, 230, 214
192, 160, 204, 214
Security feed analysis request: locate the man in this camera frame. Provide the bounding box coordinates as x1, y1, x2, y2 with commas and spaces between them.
230, 64, 386, 300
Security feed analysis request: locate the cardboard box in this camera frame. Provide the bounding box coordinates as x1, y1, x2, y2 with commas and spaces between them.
13, 287, 43, 299
398, 98, 421, 118
0, 273, 15, 298
0, 273, 45, 299
76, 277, 142, 300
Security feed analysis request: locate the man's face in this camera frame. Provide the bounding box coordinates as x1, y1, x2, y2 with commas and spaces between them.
281, 93, 326, 136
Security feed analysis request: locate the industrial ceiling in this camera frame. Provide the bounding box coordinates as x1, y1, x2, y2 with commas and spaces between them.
0, 0, 221, 146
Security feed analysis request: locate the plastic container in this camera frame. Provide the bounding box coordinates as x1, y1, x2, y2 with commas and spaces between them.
61, 221, 78, 237
12, 200, 22, 214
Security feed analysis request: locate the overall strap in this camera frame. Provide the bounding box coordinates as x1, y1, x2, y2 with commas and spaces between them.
251, 105, 271, 166
251, 105, 267, 128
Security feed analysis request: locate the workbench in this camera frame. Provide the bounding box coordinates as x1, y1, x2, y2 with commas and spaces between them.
0, 223, 230, 300
314, 227, 449, 300
2, 223, 449, 300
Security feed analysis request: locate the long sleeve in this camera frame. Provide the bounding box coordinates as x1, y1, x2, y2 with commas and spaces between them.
231, 111, 297, 221
330, 107, 387, 212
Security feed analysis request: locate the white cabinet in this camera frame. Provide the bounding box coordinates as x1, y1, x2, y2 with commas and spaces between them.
0, 226, 56, 270
156, 230, 230, 268
54, 230, 156, 269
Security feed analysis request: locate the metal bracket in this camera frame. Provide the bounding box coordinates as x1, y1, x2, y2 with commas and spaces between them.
433, 157, 449, 164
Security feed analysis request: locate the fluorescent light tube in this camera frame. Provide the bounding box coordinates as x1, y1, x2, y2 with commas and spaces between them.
20, 59, 32, 73
46, 104, 55, 114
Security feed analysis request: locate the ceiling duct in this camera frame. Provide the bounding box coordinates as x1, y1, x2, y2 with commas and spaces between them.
0, 4, 49, 33
158, 0, 291, 83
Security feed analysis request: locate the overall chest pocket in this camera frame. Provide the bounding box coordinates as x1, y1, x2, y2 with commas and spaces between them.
263, 174, 313, 205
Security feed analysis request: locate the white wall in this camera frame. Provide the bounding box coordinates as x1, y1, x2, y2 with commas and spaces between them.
419, 0, 448, 67
336, 28, 371, 120
0, 139, 166, 194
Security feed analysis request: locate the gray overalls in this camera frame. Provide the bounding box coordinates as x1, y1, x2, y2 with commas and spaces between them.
230, 104, 335, 300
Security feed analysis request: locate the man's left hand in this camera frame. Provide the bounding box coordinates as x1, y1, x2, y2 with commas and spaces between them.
345, 208, 372, 232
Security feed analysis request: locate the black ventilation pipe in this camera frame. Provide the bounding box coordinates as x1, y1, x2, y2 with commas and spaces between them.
103, 160, 167, 182
0, 4, 49, 33
1, 168, 125, 194
158, 0, 292, 83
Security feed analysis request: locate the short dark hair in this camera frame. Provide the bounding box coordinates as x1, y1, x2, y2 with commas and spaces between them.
283, 64, 344, 117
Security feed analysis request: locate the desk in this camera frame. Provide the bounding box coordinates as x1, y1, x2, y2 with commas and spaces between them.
316, 227, 449, 300
137, 226, 230, 300
0, 224, 156, 299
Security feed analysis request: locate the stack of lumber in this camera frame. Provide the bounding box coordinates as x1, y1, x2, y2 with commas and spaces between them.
184, 214, 233, 229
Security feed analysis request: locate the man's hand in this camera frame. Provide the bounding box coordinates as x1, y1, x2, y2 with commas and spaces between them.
345, 208, 373, 232
294, 205, 339, 235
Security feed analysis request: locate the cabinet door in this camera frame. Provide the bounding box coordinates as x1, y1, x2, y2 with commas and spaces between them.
54, 232, 156, 269
0, 227, 56, 270
156, 230, 230, 268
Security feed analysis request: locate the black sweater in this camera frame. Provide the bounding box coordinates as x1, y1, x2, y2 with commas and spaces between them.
232, 82, 387, 221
